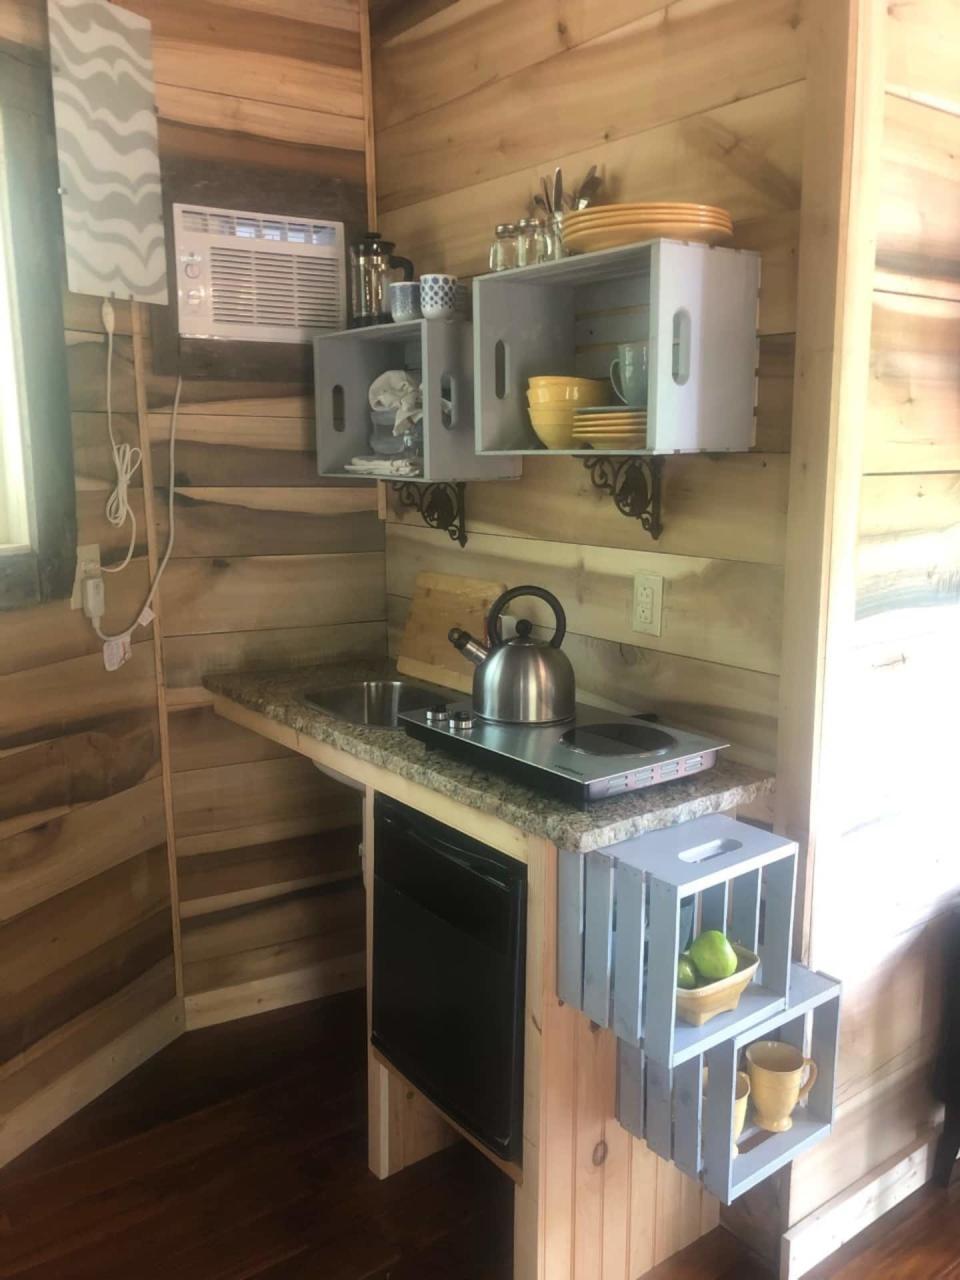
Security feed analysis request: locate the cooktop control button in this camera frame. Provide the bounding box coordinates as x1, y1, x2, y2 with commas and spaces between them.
448, 710, 475, 731
425, 705, 450, 723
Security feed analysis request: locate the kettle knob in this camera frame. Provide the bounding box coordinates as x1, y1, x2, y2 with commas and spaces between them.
515, 619, 533, 639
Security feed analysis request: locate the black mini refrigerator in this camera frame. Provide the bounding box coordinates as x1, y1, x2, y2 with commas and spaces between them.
371, 795, 527, 1163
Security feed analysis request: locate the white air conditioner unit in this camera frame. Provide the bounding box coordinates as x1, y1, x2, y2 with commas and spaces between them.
172, 203, 346, 343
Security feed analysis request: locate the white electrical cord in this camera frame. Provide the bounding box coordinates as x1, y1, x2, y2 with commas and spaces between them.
92, 298, 182, 647
101, 300, 142, 574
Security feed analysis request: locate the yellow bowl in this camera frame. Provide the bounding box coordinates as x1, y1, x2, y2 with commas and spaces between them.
528, 375, 605, 387
675, 944, 760, 1027
529, 417, 576, 449
528, 405, 576, 426
527, 379, 607, 405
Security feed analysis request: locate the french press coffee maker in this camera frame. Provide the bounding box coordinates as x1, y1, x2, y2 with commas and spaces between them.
349, 232, 414, 327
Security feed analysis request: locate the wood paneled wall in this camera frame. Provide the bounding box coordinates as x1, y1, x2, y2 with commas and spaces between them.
787, 8, 960, 1228
1, 0, 382, 1163
371, 0, 804, 1269
120, 0, 385, 1030
373, 0, 805, 777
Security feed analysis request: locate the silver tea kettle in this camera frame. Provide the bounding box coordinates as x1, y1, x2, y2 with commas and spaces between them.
449, 586, 576, 725
349, 231, 414, 327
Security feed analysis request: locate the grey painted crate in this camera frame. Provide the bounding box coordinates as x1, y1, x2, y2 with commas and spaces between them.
617, 966, 840, 1204
473, 240, 761, 456
313, 318, 520, 482
557, 815, 797, 1068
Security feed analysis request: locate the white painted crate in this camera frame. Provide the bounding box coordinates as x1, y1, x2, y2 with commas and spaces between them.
617, 965, 841, 1204
313, 318, 520, 482
473, 240, 761, 456
557, 815, 797, 1067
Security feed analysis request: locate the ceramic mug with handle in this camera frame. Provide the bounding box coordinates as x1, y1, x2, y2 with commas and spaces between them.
609, 341, 648, 408
745, 1040, 818, 1133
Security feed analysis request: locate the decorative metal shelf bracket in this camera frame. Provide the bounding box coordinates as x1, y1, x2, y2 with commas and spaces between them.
581, 456, 664, 539
390, 481, 468, 547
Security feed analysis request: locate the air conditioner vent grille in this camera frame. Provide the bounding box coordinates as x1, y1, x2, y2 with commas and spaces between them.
173, 202, 345, 343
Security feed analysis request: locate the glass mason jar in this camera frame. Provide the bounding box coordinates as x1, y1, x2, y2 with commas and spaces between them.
489, 223, 518, 272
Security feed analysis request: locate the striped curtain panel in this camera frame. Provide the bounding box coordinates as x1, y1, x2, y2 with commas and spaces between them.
48, 0, 168, 303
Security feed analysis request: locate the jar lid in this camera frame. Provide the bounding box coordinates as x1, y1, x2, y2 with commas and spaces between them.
495, 223, 516, 235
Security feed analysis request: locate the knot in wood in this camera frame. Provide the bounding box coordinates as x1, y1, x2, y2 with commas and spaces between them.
592, 1140, 608, 1167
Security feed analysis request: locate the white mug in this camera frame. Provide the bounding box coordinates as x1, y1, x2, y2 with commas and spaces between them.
419, 273, 458, 319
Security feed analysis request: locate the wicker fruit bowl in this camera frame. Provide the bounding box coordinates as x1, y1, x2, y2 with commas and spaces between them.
675, 944, 760, 1027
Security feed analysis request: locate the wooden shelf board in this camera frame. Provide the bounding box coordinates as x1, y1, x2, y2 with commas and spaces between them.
730, 1117, 831, 1199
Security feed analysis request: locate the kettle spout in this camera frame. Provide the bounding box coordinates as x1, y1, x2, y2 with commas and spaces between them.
449, 627, 488, 667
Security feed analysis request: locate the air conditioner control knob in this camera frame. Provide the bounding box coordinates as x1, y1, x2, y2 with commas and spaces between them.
184, 262, 202, 280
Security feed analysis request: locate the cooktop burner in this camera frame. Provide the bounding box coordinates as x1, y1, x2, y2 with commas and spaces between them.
400, 702, 728, 808
560, 722, 677, 756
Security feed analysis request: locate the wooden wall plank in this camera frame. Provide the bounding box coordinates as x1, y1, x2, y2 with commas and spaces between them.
865, 291, 960, 473
0, 849, 173, 1061
172, 756, 361, 838
168, 706, 290, 773
161, 488, 383, 559
0, 960, 176, 1115
181, 880, 363, 966
162, 621, 387, 695
160, 553, 385, 636
0, 779, 166, 923
0, 710, 160, 827
856, 472, 960, 622
386, 454, 790, 565
885, 0, 960, 111
386, 524, 783, 675
154, 84, 365, 150
376, 0, 807, 211
0, 645, 158, 750
878, 93, 960, 283
372, 0, 674, 131
178, 827, 361, 915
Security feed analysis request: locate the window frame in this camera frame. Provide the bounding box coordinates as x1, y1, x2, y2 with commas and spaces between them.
0, 39, 75, 611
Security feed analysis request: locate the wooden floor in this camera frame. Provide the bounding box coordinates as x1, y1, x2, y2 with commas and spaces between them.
0, 993, 954, 1280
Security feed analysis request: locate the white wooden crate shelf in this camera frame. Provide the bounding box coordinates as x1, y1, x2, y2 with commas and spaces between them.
473, 240, 761, 457
313, 318, 520, 483
556, 814, 840, 1204
617, 966, 841, 1203
558, 815, 797, 1067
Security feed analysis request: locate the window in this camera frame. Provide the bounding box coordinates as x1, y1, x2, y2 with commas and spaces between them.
0, 132, 31, 553
0, 45, 75, 610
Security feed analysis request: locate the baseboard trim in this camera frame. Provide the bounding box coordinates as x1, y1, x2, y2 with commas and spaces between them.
184, 953, 365, 1031
779, 1128, 940, 1279
0, 999, 184, 1169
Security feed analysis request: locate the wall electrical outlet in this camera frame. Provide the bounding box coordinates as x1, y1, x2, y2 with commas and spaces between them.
71, 543, 102, 610
632, 572, 663, 636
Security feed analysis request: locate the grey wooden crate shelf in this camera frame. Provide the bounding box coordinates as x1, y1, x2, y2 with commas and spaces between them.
617, 965, 840, 1204
559, 813, 839, 1203
313, 318, 520, 483
558, 815, 797, 1067
473, 239, 760, 457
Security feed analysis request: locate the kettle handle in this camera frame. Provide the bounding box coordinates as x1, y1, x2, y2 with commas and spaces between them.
487, 586, 566, 648
390, 255, 415, 281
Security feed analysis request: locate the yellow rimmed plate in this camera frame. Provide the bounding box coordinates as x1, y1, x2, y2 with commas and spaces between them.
563, 223, 733, 252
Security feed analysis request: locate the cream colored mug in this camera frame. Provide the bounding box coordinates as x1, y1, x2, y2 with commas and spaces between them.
745, 1040, 818, 1133
702, 1068, 751, 1153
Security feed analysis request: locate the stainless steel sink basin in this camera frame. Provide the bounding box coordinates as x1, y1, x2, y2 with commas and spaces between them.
302, 680, 441, 728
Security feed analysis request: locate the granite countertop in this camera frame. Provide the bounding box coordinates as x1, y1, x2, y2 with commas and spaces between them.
204, 660, 776, 854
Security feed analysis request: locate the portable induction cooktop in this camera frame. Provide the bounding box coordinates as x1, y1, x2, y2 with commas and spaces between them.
400, 702, 728, 809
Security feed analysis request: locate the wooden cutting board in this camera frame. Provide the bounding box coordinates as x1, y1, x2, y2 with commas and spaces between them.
397, 572, 507, 694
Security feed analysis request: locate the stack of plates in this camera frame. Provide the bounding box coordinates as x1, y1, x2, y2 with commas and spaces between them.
562, 203, 733, 254
573, 406, 647, 451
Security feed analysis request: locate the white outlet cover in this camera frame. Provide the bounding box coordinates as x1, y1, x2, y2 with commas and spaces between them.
632, 572, 663, 636
71, 542, 102, 610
